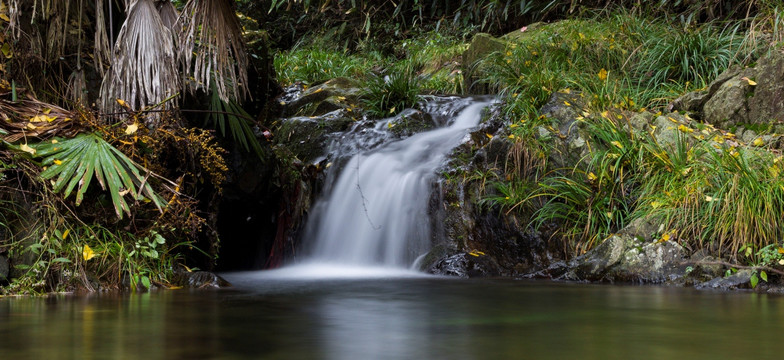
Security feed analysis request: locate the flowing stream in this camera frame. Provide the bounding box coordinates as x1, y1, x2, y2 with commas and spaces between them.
297, 97, 493, 271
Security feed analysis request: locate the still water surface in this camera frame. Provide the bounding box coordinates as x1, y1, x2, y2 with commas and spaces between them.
1, 271, 782, 359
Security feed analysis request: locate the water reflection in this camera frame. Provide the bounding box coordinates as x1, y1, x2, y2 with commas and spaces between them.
1, 277, 783, 359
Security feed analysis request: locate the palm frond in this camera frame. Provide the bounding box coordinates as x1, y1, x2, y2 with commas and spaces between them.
205, 85, 263, 159
32, 133, 166, 219
93, 0, 113, 76
0, 96, 82, 142
156, 0, 178, 33
99, 0, 180, 125
179, 0, 249, 103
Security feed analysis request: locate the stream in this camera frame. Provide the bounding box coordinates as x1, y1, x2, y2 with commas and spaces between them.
1, 277, 782, 359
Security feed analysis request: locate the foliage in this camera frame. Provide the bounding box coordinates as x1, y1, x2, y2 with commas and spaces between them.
179, 0, 249, 102
30, 133, 167, 219
274, 48, 381, 86
362, 69, 422, 117
206, 85, 264, 159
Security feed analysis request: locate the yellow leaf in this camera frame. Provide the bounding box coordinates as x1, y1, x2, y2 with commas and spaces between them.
705, 195, 715, 202
83, 244, 97, 261
597, 68, 608, 81
389, 107, 396, 114
508, 134, 515, 139
661, 232, 671, 242
125, 123, 139, 135
51, 139, 58, 144
651, 201, 662, 209
509, 124, 518, 128
777, 247, 784, 254
42, 108, 52, 115
26, 123, 37, 130
587, 172, 597, 181
486, 133, 493, 139
564, 101, 571, 106
19, 144, 35, 155
116, 98, 129, 108
387, 122, 395, 128
668, 117, 678, 123
0, 13, 9, 22
741, 77, 757, 86
610, 141, 623, 150
313, 88, 323, 93
678, 124, 694, 133
53, 159, 62, 165
753, 138, 765, 147
62, 229, 70, 240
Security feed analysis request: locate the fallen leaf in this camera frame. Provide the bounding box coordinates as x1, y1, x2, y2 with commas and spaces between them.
19, 143, 35, 155
83, 244, 97, 261
741, 77, 758, 86
587, 172, 597, 181
753, 137, 765, 147
53, 159, 62, 165
125, 123, 139, 135
597, 68, 608, 81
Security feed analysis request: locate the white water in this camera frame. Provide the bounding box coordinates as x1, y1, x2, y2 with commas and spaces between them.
290, 98, 493, 274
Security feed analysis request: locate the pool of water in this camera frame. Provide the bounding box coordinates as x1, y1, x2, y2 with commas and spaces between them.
1, 272, 782, 359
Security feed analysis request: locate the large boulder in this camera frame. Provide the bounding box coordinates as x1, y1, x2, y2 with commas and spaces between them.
559, 233, 687, 284
672, 49, 784, 129
462, 33, 507, 94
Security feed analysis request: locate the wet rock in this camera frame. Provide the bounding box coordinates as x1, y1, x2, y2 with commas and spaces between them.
280, 77, 363, 117
173, 271, 231, 289
275, 110, 355, 163
386, 109, 436, 138
696, 269, 753, 291
426, 253, 501, 278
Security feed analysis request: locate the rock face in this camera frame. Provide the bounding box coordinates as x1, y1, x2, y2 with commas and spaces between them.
672, 49, 784, 129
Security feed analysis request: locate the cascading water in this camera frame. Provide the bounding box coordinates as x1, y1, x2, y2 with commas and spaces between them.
296, 97, 494, 271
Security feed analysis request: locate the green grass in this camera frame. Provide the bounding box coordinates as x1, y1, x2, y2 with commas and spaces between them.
274, 48, 385, 86
362, 68, 422, 117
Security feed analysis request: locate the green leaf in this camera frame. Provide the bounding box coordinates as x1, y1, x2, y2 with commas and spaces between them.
751, 273, 759, 288
52, 257, 72, 263
32, 133, 166, 219
141, 276, 151, 289
760, 271, 768, 282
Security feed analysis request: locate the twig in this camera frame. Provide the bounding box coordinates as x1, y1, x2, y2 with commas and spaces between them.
354, 155, 381, 231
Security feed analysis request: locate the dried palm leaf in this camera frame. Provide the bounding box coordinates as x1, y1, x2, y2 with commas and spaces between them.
179, 0, 249, 103
0, 95, 82, 142
99, 0, 180, 125
93, 0, 113, 76
67, 0, 88, 105
156, 0, 178, 33
6, 0, 22, 39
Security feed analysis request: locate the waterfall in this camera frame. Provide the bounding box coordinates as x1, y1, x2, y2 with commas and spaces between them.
301, 97, 493, 270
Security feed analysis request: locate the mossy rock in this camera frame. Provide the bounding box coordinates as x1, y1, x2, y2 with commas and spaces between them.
462, 33, 507, 94
282, 77, 363, 117
275, 111, 354, 163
